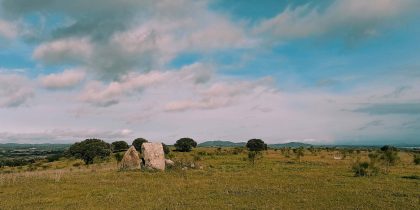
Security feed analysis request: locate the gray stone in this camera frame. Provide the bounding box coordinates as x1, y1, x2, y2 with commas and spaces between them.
120, 146, 141, 170
165, 159, 175, 167
141, 142, 165, 170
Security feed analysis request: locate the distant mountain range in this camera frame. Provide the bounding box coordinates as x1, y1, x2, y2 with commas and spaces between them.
198, 141, 313, 148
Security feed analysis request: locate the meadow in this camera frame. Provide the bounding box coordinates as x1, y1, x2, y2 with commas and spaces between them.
0, 147, 419, 209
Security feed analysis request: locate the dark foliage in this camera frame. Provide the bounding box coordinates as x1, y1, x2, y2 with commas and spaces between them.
111, 141, 129, 152
68, 139, 111, 164
132, 138, 148, 151
246, 139, 266, 152
174, 138, 197, 152
162, 143, 170, 155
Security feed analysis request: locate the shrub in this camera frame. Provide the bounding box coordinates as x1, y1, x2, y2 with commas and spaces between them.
162, 143, 170, 155
246, 139, 266, 152
111, 141, 129, 152
47, 154, 63, 162
132, 138, 148, 151
68, 139, 111, 165
114, 152, 124, 164
352, 161, 379, 177
413, 154, 420, 165
379, 145, 399, 173
248, 151, 262, 165
293, 147, 305, 162
174, 138, 197, 152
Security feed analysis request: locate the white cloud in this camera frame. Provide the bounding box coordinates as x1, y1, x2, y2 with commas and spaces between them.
79, 63, 213, 107
0, 19, 17, 39
165, 77, 274, 112
32, 37, 93, 65
255, 0, 419, 41
0, 74, 33, 108
39, 68, 86, 90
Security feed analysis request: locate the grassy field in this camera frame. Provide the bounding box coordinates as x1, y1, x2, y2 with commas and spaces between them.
0, 148, 419, 209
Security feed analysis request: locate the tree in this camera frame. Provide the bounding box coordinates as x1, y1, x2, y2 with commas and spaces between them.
246, 139, 266, 152
174, 138, 197, 152
162, 143, 170, 155
293, 147, 305, 162
132, 138, 148, 151
68, 139, 111, 165
380, 145, 399, 173
111, 141, 129, 152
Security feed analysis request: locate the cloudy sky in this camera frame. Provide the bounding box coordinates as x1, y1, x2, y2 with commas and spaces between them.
0, 0, 419, 145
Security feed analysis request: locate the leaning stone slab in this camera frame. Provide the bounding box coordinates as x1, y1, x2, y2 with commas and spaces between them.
141, 142, 165, 170
120, 146, 141, 170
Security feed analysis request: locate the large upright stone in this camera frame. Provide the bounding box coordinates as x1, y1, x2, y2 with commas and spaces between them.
119, 146, 141, 170
141, 142, 165, 170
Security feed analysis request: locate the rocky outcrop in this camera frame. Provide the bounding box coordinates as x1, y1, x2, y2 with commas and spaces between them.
119, 146, 141, 170
141, 143, 165, 170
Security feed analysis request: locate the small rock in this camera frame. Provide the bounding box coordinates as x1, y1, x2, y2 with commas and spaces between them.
182, 167, 188, 170
165, 159, 174, 167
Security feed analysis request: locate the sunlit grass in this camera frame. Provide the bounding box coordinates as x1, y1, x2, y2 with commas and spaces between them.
0, 148, 419, 209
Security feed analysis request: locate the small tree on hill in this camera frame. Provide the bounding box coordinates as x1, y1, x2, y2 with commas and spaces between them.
111, 141, 129, 152
174, 138, 197, 152
68, 139, 111, 165
132, 138, 148, 151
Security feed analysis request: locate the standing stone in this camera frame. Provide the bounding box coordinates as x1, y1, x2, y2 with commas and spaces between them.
119, 146, 141, 170
141, 142, 165, 170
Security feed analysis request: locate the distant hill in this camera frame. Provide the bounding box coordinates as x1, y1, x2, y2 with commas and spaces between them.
269, 142, 313, 148
198, 141, 246, 147
198, 141, 312, 148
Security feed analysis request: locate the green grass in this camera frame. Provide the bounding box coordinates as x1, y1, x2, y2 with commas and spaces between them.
0, 148, 419, 209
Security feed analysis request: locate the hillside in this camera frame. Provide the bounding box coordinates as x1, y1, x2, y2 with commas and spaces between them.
198, 141, 312, 148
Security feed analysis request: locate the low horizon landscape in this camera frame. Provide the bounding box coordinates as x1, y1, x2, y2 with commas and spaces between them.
1, 0, 419, 209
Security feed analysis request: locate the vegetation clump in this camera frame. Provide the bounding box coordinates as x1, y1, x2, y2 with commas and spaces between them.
111, 141, 129, 152
68, 139, 111, 165
246, 139, 266, 165
132, 138, 148, 151
174, 138, 197, 152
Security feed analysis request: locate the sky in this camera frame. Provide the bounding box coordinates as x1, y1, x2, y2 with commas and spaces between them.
0, 0, 419, 145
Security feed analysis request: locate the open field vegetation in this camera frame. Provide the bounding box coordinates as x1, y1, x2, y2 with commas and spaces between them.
0, 146, 419, 209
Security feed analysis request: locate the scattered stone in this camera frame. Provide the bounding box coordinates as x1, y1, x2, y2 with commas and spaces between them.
119, 146, 141, 170
141, 142, 165, 170
182, 167, 188, 170
165, 159, 175, 167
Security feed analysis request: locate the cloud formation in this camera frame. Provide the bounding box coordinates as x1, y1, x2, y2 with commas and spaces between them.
0, 74, 33, 107
39, 68, 86, 90
255, 0, 419, 41
0, 19, 17, 39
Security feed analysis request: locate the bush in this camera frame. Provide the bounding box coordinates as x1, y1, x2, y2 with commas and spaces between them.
414, 154, 420, 165
47, 154, 63, 162
111, 141, 129, 152
174, 138, 197, 152
379, 145, 399, 173
68, 139, 111, 165
352, 161, 379, 177
162, 143, 171, 155
293, 147, 305, 162
246, 139, 266, 152
248, 151, 262, 165
132, 138, 148, 151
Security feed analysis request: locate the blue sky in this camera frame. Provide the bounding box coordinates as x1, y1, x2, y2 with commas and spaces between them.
0, 0, 419, 145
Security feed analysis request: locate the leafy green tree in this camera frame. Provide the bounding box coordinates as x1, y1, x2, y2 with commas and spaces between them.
162, 143, 170, 155
380, 145, 399, 173
174, 138, 197, 152
111, 141, 129, 152
132, 138, 148, 151
246, 139, 266, 152
114, 152, 124, 166
68, 139, 111, 165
